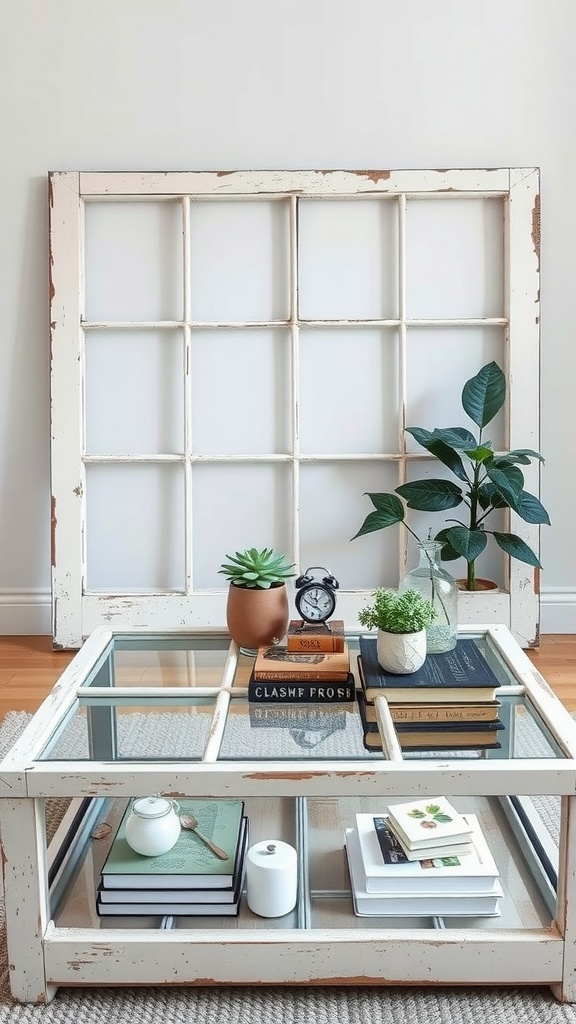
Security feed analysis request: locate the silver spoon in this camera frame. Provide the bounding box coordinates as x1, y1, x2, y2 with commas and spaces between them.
180, 814, 230, 860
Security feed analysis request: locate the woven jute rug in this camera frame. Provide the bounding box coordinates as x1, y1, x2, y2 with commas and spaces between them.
2, 709, 576, 1022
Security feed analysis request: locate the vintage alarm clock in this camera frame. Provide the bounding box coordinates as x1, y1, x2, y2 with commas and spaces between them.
294, 566, 339, 624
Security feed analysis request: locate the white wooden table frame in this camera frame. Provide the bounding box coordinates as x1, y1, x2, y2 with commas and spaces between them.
2, 624, 573, 1005
49, 169, 542, 650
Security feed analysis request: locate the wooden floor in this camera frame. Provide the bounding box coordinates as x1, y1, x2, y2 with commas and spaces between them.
0, 634, 575, 720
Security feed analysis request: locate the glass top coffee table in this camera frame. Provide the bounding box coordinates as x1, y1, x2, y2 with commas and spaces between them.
2, 624, 576, 1003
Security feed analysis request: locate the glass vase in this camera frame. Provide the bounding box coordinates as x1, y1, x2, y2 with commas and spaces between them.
399, 541, 458, 653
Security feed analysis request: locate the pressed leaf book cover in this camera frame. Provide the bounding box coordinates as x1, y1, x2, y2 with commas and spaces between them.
386, 797, 474, 850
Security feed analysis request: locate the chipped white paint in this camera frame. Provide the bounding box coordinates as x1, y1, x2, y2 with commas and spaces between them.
2, 625, 576, 1002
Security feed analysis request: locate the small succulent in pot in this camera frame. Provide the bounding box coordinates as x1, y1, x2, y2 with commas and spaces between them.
219, 547, 296, 589
220, 547, 296, 650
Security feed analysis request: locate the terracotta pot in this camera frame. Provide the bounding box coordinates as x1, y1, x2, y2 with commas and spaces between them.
376, 628, 427, 675
226, 582, 290, 650
456, 578, 498, 592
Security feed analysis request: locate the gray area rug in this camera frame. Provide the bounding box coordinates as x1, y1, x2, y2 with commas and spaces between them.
2, 709, 576, 1022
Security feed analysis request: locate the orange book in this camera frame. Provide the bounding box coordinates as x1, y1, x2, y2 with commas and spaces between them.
252, 642, 350, 681
286, 619, 345, 654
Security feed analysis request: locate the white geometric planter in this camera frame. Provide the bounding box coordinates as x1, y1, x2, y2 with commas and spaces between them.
376, 628, 427, 674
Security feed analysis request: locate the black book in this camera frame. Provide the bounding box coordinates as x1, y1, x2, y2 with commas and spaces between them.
248, 671, 356, 703
358, 637, 501, 704
357, 690, 503, 752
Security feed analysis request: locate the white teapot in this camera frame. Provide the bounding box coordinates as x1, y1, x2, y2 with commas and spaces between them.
124, 796, 181, 857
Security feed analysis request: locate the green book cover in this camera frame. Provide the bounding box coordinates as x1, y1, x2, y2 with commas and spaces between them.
101, 799, 244, 889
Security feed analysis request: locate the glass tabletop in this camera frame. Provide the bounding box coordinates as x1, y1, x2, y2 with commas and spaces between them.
33, 628, 567, 763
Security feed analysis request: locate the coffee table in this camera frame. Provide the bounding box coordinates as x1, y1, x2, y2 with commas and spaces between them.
1, 624, 576, 1004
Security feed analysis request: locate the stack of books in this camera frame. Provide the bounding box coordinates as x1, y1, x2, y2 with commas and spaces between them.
345, 797, 503, 918
96, 799, 248, 917
356, 636, 504, 752
248, 620, 354, 704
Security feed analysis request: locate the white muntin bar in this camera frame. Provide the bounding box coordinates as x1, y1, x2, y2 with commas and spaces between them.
373, 694, 404, 761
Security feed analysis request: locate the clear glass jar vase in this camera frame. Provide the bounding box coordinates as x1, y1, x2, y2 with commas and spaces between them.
399, 540, 458, 653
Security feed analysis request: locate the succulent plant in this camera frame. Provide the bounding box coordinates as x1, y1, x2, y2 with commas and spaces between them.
358, 588, 436, 634
219, 547, 296, 589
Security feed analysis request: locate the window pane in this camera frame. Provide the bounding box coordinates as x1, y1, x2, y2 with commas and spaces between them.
85, 330, 184, 455
189, 200, 289, 321
190, 329, 290, 455
405, 198, 504, 318
191, 464, 293, 588
84, 201, 183, 321
299, 328, 399, 454
301, 462, 400, 590
85, 464, 185, 591
405, 327, 506, 452
298, 198, 398, 320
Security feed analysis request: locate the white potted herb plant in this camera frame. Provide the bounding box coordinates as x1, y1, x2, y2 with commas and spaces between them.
358, 588, 436, 674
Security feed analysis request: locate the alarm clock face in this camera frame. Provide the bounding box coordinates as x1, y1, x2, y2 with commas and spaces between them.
295, 584, 336, 624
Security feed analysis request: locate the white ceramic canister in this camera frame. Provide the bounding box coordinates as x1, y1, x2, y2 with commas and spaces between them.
124, 796, 181, 857
246, 839, 298, 918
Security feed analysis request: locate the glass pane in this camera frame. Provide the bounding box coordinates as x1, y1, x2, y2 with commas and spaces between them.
85, 330, 184, 456
190, 329, 290, 455
191, 463, 293, 588
299, 329, 399, 454
189, 200, 289, 321
220, 699, 376, 759
111, 647, 234, 687
405, 198, 504, 319
42, 702, 215, 761
84, 201, 183, 321
405, 328, 506, 452
301, 461, 400, 591
85, 464, 185, 591
298, 198, 398, 319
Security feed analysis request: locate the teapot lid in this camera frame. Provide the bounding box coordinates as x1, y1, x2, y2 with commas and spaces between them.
131, 796, 173, 819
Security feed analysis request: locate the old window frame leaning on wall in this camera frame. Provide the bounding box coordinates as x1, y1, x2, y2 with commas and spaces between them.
49, 168, 541, 649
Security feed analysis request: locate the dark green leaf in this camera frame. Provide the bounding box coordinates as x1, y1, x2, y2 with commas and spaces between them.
351, 507, 403, 540
477, 482, 508, 511
426, 427, 478, 451
445, 527, 488, 562
461, 361, 506, 428
492, 453, 530, 467
396, 479, 463, 512
506, 448, 545, 463
486, 465, 525, 509
516, 491, 551, 526
464, 445, 493, 463
366, 492, 406, 519
405, 427, 469, 482
434, 528, 461, 560
492, 532, 542, 568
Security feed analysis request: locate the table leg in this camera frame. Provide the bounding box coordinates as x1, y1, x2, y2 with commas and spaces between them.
551, 794, 576, 1002
1, 796, 57, 1003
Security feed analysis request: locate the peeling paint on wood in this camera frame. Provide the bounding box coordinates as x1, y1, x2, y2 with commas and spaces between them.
532, 193, 541, 270
353, 170, 391, 183
50, 496, 57, 567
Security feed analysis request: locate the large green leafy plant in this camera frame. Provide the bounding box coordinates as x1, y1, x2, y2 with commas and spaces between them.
352, 362, 550, 591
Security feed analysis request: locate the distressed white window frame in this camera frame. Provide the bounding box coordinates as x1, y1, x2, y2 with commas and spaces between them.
49, 168, 541, 649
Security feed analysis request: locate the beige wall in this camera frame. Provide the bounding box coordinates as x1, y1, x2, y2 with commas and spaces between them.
1, 0, 574, 631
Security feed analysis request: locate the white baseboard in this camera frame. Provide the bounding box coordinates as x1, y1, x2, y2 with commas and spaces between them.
0, 589, 52, 635
0, 588, 574, 637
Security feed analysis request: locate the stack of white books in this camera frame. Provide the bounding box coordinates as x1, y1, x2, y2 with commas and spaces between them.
345, 799, 503, 918
384, 796, 476, 860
